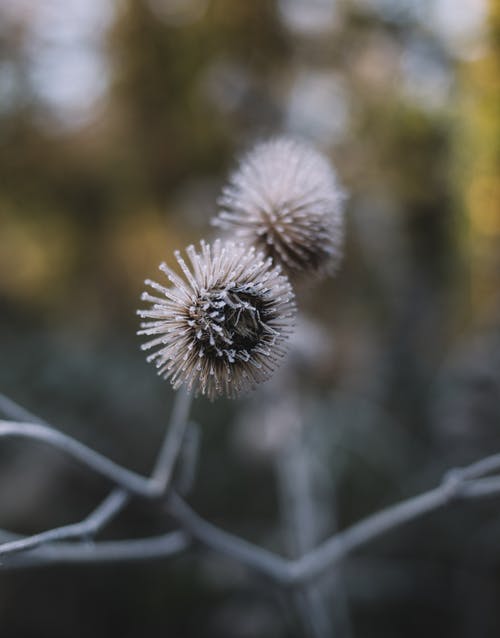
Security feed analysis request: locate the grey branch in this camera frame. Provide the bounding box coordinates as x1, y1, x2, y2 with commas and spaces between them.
0, 395, 50, 426
0, 490, 128, 558
0, 389, 192, 560
2, 531, 190, 569
151, 387, 193, 491
2, 394, 500, 590
275, 418, 335, 638
166, 491, 292, 582
0, 420, 154, 497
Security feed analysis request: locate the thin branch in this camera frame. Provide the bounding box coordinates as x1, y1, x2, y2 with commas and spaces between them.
0, 490, 128, 557
0, 394, 132, 549
0, 454, 498, 585
289, 474, 468, 583
0, 391, 193, 501
0, 396, 127, 552
275, 422, 333, 638
0, 390, 193, 558
0, 420, 153, 497
451, 455, 500, 481
0, 393, 50, 425
167, 492, 293, 583
168, 466, 500, 586
174, 422, 201, 496
1, 530, 189, 568
150, 387, 193, 492
459, 477, 500, 498
3, 394, 500, 593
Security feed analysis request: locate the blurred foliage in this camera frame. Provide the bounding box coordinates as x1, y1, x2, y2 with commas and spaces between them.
457, 0, 500, 319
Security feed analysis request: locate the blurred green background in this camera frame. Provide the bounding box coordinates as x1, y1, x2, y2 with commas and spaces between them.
1, 0, 500, 636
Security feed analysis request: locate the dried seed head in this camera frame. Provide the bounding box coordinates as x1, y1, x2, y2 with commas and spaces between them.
138, 239, 296, 400
213, 137, 345, 278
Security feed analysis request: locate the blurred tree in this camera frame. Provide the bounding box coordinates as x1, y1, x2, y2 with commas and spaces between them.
109, 0, 291, 203
457, 0, 500, 323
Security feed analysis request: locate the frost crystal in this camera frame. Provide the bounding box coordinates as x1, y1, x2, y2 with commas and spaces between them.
213, 137, 345, 278
138, 239, 296, 399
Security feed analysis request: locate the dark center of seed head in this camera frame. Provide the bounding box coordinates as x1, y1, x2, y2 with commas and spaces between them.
191, 289, 266, 355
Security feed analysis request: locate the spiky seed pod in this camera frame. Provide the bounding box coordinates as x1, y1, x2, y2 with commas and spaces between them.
213, 137, 345, 279
138, 239, 296, 400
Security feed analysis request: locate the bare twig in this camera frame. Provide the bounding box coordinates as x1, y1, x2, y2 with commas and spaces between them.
151, 387, 192, 492
167, 468, 500, 586
2, 530, 189, 568
452, 455, 500, 481
0, 420, 153, 497
166, 492, 292, 582
0, 390, 192, 558
289, 475, 465, 583
0, 396, 132, 550
115, 466, 500, 586
0, 490, 128, 557
1, 394, 500, 598
0, 392, 192, 502
275, 419, 333, 638
174, 422, 201, 495
0, 395, 49, 425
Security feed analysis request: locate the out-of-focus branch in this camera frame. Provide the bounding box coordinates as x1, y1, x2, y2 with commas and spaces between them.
174, 422, 201, 495
0, 395, 49, 426
0, 390, 192, 500
0, 390, 192, 559
2, 394, 500, 592
0, 397, 130, 553
0, 453, 497, 583
275, 418, 334, 638
0, 420, 155, 497
0, 490, 128, 558
288, 471, 484, 584
168, 466, 500, 585
151, 387, 193, 492
166, 491, 292, 581
2, 530, 190, 568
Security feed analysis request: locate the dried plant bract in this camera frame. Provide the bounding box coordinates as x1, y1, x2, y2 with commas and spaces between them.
138, 240, 296, 399
213, 137, 344, 278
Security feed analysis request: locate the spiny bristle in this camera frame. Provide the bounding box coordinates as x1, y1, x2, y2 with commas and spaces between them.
213, 136, 345, 279
138, 239, 296, 400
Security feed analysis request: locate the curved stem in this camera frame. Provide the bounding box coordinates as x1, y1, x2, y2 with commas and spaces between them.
3, 393, 500, 592
0, 420, 153, 497
1, 531, 189, 568
151, 387, 193, 493
0, 395, 49, 425
167, 492, 293, 583
0, 390, 193, 557
0, 390, 192, 502
0, 491, 128, 557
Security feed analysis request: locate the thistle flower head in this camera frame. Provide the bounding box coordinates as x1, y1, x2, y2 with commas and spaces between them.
138, 239, 296, 400
213, 137, 345, 278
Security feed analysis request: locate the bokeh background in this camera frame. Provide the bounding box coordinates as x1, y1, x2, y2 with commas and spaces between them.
1, 0, 500, 636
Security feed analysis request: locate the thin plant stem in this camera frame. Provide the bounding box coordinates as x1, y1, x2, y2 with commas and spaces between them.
2, 531, 189, 568
1, 393, 500, 597
275, 421, 332, 638
151, 386, 193, 492
0, 491, 128, 557
0, 389, 193, 558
